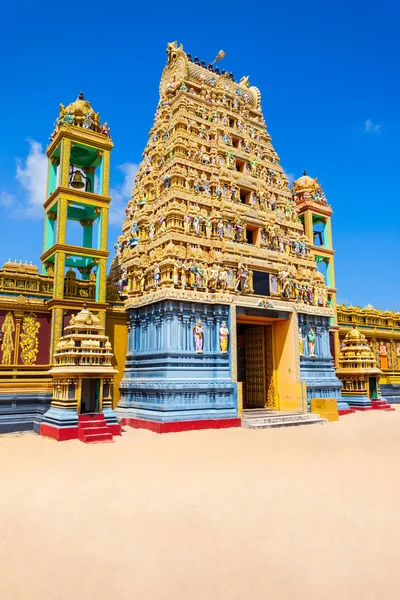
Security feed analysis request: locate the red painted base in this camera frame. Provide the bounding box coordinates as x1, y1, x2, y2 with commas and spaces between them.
40, 423, 78, 441
352, 406, 373, 411
122, 417, 241, 434
338, 409, 356, 416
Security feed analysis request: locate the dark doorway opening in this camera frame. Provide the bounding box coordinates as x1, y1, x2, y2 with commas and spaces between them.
81, 378, 100, 413
369, 377, 378, 400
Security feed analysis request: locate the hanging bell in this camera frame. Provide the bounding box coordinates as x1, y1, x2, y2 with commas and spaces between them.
70, 170, 85, 189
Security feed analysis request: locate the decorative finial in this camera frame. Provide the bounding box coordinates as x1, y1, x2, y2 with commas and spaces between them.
303, 169, 307, 176
211, 50, 226, 65
78, 91, 84, 100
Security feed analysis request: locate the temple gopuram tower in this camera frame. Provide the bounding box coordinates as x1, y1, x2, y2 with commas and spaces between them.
41, 93, 113, 360
114, 42, 343, 432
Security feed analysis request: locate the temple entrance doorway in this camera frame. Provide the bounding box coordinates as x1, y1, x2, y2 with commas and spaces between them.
237, 322, 275, 410
369, 377, 378, 400
80, 378, 100, 413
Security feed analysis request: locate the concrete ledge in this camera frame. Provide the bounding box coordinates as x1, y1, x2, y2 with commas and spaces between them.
122, 417, 241, 434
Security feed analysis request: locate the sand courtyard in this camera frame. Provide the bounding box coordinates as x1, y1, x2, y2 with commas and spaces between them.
1, 411, 400, 600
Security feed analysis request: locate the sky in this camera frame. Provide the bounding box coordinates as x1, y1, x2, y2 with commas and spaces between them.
0, 0, 399, 309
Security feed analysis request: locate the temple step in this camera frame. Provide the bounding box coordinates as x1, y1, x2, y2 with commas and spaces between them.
371, 399, 395, 411
78, 414, 115, 443
80, 432, 114, 443
241, 411, 326, 429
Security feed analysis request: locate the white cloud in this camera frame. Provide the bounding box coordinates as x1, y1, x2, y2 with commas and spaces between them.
14, 139, 48, 217
0, 140, 138, 226
0, 190, 15, 207
109, 162, 139, 225
364, 119, 381, 134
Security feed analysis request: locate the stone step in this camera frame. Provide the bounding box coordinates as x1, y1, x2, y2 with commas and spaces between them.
241, 413, 326, 429
80, 432, 114, 443
78, 426, 110, 436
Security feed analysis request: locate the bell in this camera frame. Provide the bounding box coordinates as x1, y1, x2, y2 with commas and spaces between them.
70, 170, 85, 189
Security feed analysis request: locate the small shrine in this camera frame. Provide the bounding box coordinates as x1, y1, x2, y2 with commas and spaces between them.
40, 304, 121, 442
336, 327, 393, 411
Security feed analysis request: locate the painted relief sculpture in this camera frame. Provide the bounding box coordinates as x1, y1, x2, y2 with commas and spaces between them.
1, 312, 15, 366
20, 314, 40, 366
219, 322, 229, 354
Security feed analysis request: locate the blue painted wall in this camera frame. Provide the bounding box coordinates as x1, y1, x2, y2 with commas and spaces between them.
118, 300, 237, 423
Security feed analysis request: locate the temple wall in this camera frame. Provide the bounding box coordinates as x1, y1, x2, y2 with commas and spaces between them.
105, 305, 128, 407
274, 313, 303, 412
298, 313, 346, 410
117, 300, 237, 424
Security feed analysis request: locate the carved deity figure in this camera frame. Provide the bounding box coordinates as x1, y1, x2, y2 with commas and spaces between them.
220, 322, 229, 354
208, 265, 219, 289
193, 319, 204, 353
217, 219, 224, 238
173, 259, 182, 286
102, 122, 111, 136
181, 260, 190, 288
308, 327, 316, 357
235, 262, 249, 293
183, 213, 191, 233
205, 218, 212, 239
298, 327, 303, 356
1, 311, 15, 365
193, 215, 201, 235
138, 271, 145, 293
153, 263, 160, 289
149, 222, 155, 240
219, 268, 228, 291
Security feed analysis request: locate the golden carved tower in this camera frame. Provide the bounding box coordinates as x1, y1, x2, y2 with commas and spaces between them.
41, 93, 113, 360
115, 42, 326, 303
113, 42, 339, 432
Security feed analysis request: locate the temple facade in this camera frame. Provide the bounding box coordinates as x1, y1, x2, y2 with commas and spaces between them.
0, 42, 395, 437
112, 41, 344, 432
337, 304, 400, 404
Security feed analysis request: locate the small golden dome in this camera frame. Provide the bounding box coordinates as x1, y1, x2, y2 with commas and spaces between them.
344, 327, 365, 343
68, 305, 101, 329
293, 172, 317, 191
59, 92, 101, 132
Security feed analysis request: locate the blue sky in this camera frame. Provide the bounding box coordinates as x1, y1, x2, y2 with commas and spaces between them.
0, 0, 399, 308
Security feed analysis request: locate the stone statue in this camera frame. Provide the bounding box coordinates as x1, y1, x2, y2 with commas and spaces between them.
173, 259, 182, 286
181, 260, 190, 288
208, 265, 219, 289
183, 213, 191, 234
193, 319, 204, 353
101, 122, 111, 136
308, 327, 316, 357
219, 268, 228, 291
193, 215, 201, 235
149, 222, 155, 240
205, 218, 212, 239
153, 263, 160, 289
235, 262, 249, 293
298, 327, 303, 356
219, 321, 229, 354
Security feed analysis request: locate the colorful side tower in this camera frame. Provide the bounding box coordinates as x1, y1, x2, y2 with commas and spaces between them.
39, 93, 119, 438
114, 42, 341, 432
41, 93, 113, 356
292, 172, 346, 412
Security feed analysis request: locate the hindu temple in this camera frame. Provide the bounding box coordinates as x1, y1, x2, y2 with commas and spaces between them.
0, 41, 397, 439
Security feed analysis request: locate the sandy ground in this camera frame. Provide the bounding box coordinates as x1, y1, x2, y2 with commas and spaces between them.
1, 412, 400, 600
